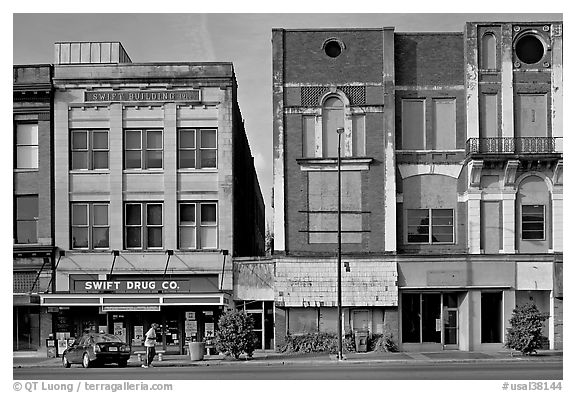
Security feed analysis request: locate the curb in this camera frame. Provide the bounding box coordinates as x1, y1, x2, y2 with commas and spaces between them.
13, 355, 562, 369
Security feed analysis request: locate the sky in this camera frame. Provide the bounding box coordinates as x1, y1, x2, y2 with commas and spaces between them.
12, 12, 562, 227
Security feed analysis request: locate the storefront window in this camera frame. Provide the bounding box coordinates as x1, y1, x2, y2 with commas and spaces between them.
402, 293, 421, 343
481, 292, 502, 343
288, 308, 318, 334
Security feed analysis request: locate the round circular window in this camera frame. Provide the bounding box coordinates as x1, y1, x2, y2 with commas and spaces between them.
515, 34, 545, 64
324, 40, 342, 58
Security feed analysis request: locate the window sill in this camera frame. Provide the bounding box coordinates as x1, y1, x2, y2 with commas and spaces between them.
296, 157, 373, 171
69, 170, 110, 174
14, 168, 39, 173
123, 169, 165, 174
177, 168, 219, 173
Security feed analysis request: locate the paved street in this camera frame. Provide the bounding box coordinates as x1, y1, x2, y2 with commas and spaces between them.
14, 360, 562, 380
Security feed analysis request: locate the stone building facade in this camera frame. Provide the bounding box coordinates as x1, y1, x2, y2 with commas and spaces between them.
14, 41, 265, 355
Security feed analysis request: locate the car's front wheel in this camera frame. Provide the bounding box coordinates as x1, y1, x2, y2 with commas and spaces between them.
118, 359, 128, 367
62, 354, 71, 368
82, 353, 92, 368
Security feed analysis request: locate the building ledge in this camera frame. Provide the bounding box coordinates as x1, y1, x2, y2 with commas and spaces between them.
296, 157, 373, 171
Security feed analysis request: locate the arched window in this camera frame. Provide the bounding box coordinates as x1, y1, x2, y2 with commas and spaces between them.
321, 96, 344, 157
481, 33, 497, 69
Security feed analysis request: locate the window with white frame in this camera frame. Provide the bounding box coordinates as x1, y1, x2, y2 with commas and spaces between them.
521, 205, 545, 240
15, 195, 38, 244
71, 130, 109, 170
178, 202, 218, 249
15, 123, 38, 169
178, 128, 217, 169
71, 203, 109, 249
124, 129, 163, 170
125, 202, 163, 249
407, 208, 454, 244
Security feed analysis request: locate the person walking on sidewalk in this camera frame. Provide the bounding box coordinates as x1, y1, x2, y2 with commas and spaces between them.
142, 323, 158, 368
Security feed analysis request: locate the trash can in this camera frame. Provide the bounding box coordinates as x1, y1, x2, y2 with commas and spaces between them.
188, 341, 205, 361
46, 338, 57, 358
355, 330, 369, 352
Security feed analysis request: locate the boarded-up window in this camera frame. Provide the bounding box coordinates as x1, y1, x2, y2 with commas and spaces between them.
288, 308, 318, 334
480, 94, 499, 138
481, 201, 502, 254
432, 99, 456, 150
516, 94, 548, 137
302, 115, 316, 157
481, 33, 497, 69
402, 99, 425, 150
308, 171, 362, 244
352, 115, 366, 156
322, 97, 344, 157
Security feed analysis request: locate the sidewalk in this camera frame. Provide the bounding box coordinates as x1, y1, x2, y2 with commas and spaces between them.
13, 349, 563, 369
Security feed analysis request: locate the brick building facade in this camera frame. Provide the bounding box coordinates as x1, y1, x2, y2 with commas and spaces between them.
271, 22, 562, 351
13, 64, 56, 352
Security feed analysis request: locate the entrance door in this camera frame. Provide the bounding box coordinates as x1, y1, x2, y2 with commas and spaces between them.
247, 311, 264, 350
442, 293, 459, 349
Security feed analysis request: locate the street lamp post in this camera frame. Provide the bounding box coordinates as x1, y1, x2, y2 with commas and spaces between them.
336, 127, 345, 361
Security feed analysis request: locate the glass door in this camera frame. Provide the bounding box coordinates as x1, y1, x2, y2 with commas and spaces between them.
442, 293, 459, 349
247, 311, 264, 350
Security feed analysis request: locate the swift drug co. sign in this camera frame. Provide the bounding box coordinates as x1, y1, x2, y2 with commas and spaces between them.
71, 276, 219, 294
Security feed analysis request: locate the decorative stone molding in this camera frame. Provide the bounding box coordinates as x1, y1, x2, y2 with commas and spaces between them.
468, 160, 484, 187
398, 163, 463, 179
552, 159, 563, 185
296, 157, 373, 171
504, 160, 520, 187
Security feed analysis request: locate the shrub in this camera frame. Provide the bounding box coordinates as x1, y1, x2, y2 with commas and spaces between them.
278, 332, 355, 354
505, 303, 549, 355
214, 310, 258, 359
367, 331, 399, 352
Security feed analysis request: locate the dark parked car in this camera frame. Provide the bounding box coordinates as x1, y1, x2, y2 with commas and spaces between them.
62, 333, 131, 368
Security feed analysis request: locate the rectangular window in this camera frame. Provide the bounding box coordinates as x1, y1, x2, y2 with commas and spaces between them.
15, 195, 38, 244
71, 203, 109, 249
401, 293, 421, 343
521, 205, 545, 240
124, 202, 163, 249
178, 202, 218, 250
480, 94, 499, 139
15, 123, 38, 169
308, 171, 362, 244
352, 115, 366, 156
432, 99, 456, 150
302, 116, 315, 158
407, 209, 454, 244
402, 99, 425, 150
516, 93, 548, 138
481, 292, 502, 343
124, 129, 163, 170
178, 128, 217, 169
71, 130, 109, 170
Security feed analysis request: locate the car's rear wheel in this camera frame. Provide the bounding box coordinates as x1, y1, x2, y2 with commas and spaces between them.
118, 359, 128, 367
82, 353, 92, 368
62, 354, 71, 368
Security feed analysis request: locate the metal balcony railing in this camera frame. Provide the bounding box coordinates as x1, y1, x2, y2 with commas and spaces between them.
466, 137, 562, 156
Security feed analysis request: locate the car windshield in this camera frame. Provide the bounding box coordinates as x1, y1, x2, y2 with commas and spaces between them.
93, 334, 123, 343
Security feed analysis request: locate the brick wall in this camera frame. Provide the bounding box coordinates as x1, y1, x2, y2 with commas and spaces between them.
283, 30, 384, 84
395, 33, 464, 86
